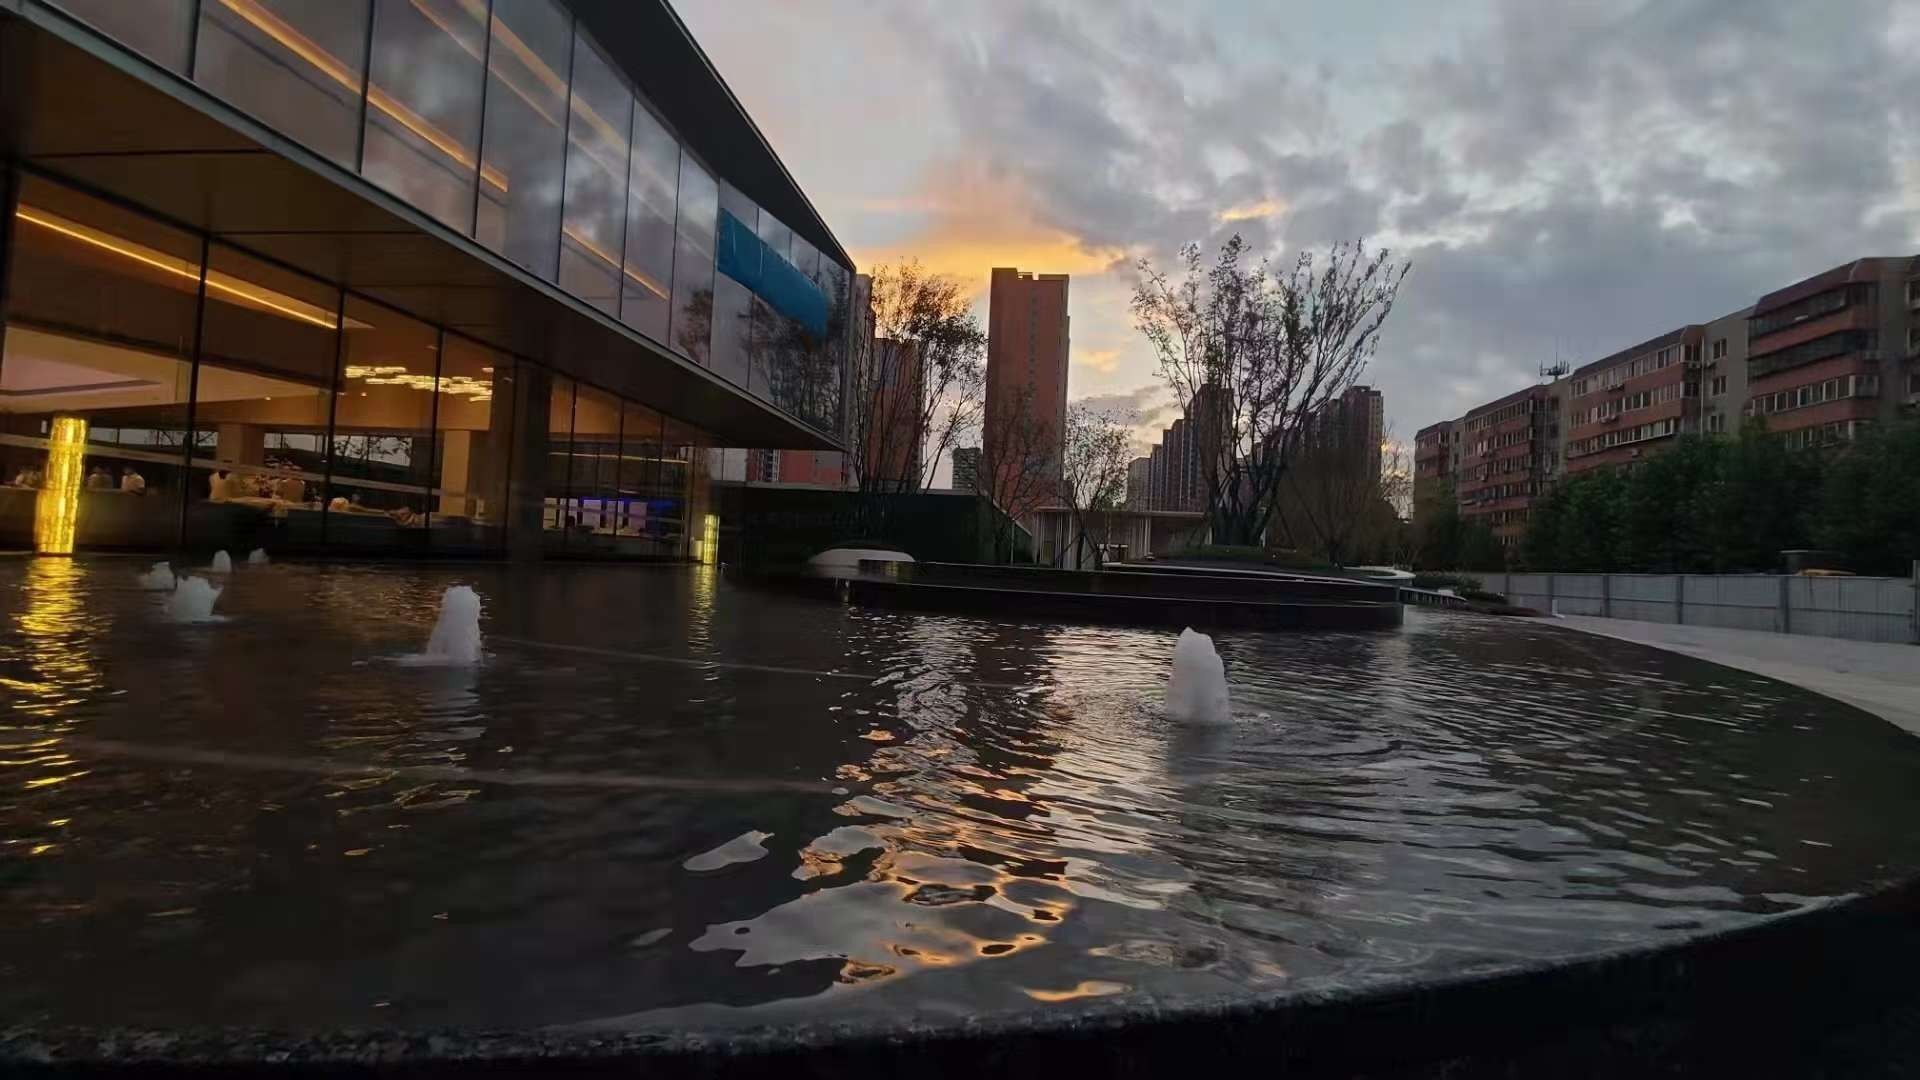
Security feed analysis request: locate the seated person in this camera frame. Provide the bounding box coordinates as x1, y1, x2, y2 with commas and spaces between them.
85, 465, 114, 490
119, 467, 146, 494
208, 469, 233, 502
11, 466, 42, 488
328, 495, 350, 513
274, 475, 306, 503
388, 506, 420, 527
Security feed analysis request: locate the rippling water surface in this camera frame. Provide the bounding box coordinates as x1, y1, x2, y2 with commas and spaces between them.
4, 558, 1920, 1034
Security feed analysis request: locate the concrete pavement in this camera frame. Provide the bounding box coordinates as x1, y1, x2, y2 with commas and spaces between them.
1550, 615, 1920, 736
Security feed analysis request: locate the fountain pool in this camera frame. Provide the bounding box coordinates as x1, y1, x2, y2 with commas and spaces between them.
2, 558, 1918, 1065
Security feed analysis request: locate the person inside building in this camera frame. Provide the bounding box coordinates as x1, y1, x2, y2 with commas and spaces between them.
85, 464, 115, 490
119, 467, 146, 494
208, 469, 233, 502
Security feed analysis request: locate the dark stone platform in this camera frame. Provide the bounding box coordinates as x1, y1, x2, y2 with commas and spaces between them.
753, 561, 1406, 632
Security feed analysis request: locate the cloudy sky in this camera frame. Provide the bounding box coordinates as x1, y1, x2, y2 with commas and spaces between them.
678, 0, 1920, 454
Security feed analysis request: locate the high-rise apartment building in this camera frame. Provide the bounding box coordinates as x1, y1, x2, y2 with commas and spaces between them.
1413, 420, 1457, 487
1699, 307, 1753, 436
1563, 326, 1702, 474
1126, 456, 1150, 509
1457, 384, 1559, 549
1307, 384, 1385, 481
1744, 257, 1915, 449
983, 268, 1069, 512
951, 447, 981, 493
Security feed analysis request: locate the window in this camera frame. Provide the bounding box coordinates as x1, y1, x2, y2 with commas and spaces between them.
50, 0, 196, 72
709, 183, 758, 389
326, 297, 437, 547
558, 35, 633, 316
1710, 375, 1727, 396
1711, 338, 1728, 361
474, 0, 573, 280
543, 375, 576, 534
185, 244, 340, 548
1, 177, 204, 550
669, 153, 719, 364
429, 337, 513, 553
193, 0, 371, 168
1751, 287, 1852, 338
621, 105, 680, 341
360, 0, 487, 231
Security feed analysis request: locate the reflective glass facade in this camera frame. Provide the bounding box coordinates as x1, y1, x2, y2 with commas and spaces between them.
34, 0, 850, 441
0, 172, 709, 558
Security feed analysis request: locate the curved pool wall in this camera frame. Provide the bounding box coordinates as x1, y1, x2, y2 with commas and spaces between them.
4, 559, 1920, 1074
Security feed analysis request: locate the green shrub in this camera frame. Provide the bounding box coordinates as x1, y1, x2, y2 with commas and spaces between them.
1459, 587, 1509, 605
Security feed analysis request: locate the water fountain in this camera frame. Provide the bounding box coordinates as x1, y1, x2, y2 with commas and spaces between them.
162, 576, 222, 623
401, 585, 484, 666
136, 561, 176, 591
247, 549, 270, 566
208, 550, 233, 574
1166, 627, 1231, 724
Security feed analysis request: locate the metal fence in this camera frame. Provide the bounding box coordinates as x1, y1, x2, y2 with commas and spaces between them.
1465, 567, 1920, 645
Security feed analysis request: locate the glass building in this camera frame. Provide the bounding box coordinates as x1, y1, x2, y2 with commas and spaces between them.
0, 0, 853, 559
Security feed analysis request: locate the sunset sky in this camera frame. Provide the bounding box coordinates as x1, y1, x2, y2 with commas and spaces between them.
678, 0, 1920, 457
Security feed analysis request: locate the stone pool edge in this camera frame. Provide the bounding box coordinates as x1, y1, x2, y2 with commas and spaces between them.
8, 872, 1920, 1076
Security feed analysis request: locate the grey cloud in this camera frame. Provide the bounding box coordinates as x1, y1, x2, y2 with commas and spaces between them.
882, 0, 1916, 437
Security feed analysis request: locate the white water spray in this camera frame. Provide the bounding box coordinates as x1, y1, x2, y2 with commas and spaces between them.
137, 561, 176, 591
247, 548, 270, 566
1166, 627, 1231, 724
208, 550, 233, 574
403, 585, 484, 666
164, 576, 223, 623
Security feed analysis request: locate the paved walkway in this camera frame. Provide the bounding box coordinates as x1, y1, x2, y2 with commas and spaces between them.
1550, 616, 1920, 736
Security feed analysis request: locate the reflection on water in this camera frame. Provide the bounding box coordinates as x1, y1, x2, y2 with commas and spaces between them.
3, 559, 1920, 1036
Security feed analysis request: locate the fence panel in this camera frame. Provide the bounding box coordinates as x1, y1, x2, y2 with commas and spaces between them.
1611, 574, 1678, 623
1788, 575, 1913, 644
1678, 574, 1783, 633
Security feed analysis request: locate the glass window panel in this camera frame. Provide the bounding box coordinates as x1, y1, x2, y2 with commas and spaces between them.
755, 210, 792, 265
193, 0, 371, 168
2, 177, 201, 551
541, 375, 574, 540
709, 183, 758, 389
669, 154, 718, 364
360, 0, 488, 232
562, 383, 620, 544
557, 36, 631, 316
613, 401, 673, 553
819, 260, 851, 435
326, 297, 436, 549
50, 0, 196, 72
474, 0, 572, 281
430, 335, 512, 553
620, 105, 678, 340
186, 244, 340, 550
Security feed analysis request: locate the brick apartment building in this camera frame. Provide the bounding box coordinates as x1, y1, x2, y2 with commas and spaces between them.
1413, 419, 1458, 487
1456, 384, 1560, 548
1743, 257, 1916, 449
1563, 326, 1702, 474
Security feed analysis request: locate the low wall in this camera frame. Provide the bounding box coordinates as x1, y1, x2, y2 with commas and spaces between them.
1467, 570, 1920, 645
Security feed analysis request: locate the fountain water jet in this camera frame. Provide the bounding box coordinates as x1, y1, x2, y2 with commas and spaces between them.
164, 576, 223, 623
137, 561, 176, 591
209, 550, 233, 574
247, 549, 270, 566
1166, 628, 1231, 724
399, 585, 484, 666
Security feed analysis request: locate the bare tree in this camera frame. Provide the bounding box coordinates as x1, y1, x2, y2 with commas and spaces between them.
1132, 236, 1408, 547
1059, 404, 1133, 570
847, 259, 987, 498
975, 384, 1055, 561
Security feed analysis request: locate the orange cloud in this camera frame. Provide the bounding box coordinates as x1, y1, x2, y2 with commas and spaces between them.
1074, 347, 1120, 373
849, 161, 1127, 293
1216, 198, 1287, 223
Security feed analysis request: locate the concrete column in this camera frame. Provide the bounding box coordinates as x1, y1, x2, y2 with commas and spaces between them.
1675, 574, 1686, 625
437, 429, 472, 517
1778, 575, 1792, 635
504, 364, 551, 562
216, 423, 264, 468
